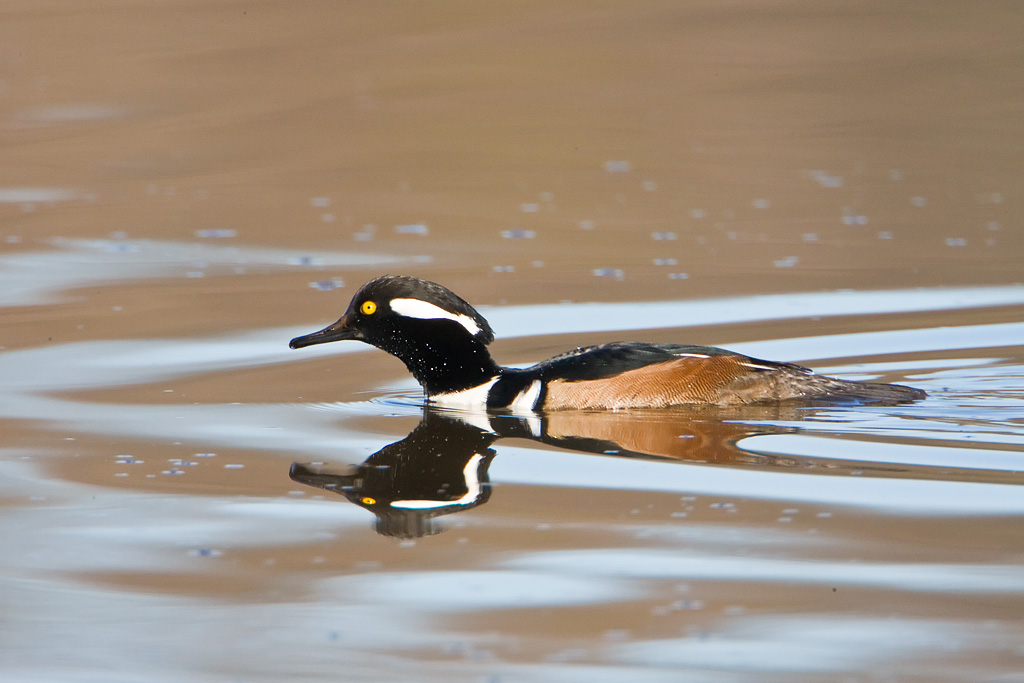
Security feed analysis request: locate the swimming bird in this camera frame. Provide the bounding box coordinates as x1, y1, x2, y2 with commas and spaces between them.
289, 275, 926, 410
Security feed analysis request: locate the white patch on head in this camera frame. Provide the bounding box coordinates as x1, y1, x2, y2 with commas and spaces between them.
390, 454, 484, 509
508, 379, 542, 414
430, 378, 498, 409
389, 297, 483, 336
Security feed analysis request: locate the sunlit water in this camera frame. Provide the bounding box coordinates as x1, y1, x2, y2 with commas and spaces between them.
1, 239, 1022, 682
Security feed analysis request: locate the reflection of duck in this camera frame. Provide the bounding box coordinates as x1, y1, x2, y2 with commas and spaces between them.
290, 406, 794, 538
289, 275, 926, 409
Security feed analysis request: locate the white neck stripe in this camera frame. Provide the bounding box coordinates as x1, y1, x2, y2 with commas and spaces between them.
389, 297, 482, 336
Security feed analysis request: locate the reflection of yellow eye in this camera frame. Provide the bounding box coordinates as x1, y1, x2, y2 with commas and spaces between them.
360, 300, 377, 315
361, 496, 376, 505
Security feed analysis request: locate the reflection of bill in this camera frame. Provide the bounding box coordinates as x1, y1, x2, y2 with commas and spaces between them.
290, 406, 797, 538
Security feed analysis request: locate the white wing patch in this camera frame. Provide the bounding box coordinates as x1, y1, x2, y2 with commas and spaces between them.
390, 454, 484, 509
674, 352, 710, 358
508, 379, 542, 413
390, 297, 483, 336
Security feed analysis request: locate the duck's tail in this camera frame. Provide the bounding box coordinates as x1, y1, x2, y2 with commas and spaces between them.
788, 374, 927, 405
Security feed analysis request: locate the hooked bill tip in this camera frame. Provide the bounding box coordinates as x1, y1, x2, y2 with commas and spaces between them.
289, 333, 326, 349
289, 318, 359, 349
289, 331, 325, 349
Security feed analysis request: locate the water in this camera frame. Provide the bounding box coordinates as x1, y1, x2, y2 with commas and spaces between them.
2, 243, 1021, 683
2, 2, 1023, 682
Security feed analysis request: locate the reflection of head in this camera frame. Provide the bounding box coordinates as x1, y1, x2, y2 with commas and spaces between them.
357, 450, 493, 538
290, 412, 498, 538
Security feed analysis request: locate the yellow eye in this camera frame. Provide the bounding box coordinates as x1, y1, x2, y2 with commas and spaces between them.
361, 496, 376, 505
360, 300, 377, 315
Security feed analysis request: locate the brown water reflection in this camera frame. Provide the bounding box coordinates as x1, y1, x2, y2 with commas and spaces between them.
292, 404, 1024, 539
2, 1, 1024, 681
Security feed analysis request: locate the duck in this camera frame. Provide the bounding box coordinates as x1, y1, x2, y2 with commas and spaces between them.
289, 275, 926, 410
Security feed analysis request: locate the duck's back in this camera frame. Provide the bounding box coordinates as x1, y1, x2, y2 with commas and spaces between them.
528, 342, 923, 409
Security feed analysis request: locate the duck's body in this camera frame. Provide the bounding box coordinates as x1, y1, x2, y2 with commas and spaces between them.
289, 275, 925, 410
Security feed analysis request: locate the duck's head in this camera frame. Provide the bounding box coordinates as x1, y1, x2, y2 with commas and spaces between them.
289, 275, 499, 394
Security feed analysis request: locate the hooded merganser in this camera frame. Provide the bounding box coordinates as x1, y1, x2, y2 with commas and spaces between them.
289, 275, 926, 410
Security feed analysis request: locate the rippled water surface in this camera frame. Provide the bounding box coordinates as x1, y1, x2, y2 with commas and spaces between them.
2, 3, 1023, 682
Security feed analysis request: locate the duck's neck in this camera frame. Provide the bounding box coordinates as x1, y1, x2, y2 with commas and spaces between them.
376, 325, 502, 396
